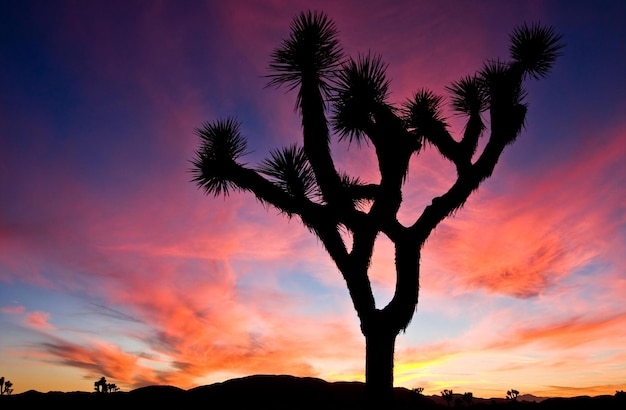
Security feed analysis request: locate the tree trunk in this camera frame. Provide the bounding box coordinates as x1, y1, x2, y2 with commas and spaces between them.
364, 321, 398, 407
359, 244, 420, 408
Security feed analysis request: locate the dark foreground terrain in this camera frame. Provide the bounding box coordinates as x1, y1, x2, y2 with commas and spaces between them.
1, 375, 624, 409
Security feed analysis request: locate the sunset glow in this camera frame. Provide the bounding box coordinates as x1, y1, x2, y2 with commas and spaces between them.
1, 0, 625, 399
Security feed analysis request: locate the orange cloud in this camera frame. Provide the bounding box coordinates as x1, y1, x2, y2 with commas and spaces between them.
390, 309, 626, 397
37, 338, 157, 387
30, 245, 362, 390
488, 313, 626, 351
533, 383, 626, 398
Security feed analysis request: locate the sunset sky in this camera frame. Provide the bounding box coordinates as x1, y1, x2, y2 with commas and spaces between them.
1, 0, 625, 399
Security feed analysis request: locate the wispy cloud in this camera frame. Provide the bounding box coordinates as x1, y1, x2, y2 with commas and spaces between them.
1, 305, 25, 314
25, 311, 55, 330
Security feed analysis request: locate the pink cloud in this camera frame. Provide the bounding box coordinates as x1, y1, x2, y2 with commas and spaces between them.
1, 305, 25, 314
418, 126, 626, 298
25, 311, 55, 330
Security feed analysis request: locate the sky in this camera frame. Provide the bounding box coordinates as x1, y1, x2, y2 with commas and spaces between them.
1, 0, 625, 399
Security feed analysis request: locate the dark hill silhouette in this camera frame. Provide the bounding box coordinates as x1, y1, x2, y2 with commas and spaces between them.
538, 394, 619, 410
519, 393, 549, 403
185, 374, 436, 409
1, 375, 624, 409
0, 375, 434, 409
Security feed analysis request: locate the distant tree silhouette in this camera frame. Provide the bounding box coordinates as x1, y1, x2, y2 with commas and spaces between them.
191, 10, 563, 406
413, 386, 424, 395
94, 376, 108, 393
506, 389, 520, 401
441, 389, 454, 407
0, 378, 13, 395
3, 380, 12, 395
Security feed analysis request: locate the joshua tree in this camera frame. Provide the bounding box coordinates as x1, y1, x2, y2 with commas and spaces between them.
413, 386, 425, 395
94, 376, 108, 393
3, 380, 13, 395
107, 383, 119, 393
0, 378, 13, 395
191, 10, 562, 405
506, 389, 520, 401
441, 389, 454, 407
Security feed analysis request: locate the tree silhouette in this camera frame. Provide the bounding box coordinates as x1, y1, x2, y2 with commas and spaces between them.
441, 389, 454, 407
3, 381, 12, 395
413, 386, 424, 395
191, 10, 563, 405
506, 389, 520, 401
94, 376, 108, 393
0, 377, 13, 395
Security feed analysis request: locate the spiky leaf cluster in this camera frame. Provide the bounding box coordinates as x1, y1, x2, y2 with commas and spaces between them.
510, 22, 564, 80
267, 10, 344, 107
257, 144, 318, 201
332, 53, 391, 143
480, 59, 528, 107
191, 118, 248, 196
446, 75, 488, 116
403, 89, 446, 137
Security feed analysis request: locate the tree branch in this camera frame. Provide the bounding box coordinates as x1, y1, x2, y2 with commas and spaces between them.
424, 123, 462, 166
300, 80, 346, 205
